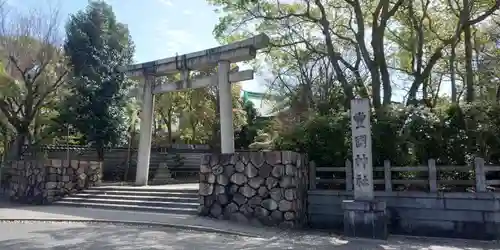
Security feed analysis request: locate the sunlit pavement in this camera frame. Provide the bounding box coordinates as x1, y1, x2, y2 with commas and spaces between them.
0, 221, 497, 250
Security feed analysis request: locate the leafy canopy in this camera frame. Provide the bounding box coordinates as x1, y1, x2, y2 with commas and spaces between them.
59, 1, 135, 156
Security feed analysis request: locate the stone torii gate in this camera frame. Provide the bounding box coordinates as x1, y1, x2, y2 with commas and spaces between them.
122, 34, 270, 186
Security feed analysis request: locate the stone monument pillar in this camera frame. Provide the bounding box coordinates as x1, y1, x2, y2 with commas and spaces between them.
342, 98, 388, 239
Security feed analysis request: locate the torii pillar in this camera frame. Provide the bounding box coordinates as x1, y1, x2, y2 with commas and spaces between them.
217, 60, 234, 154
135, 70, 155, 186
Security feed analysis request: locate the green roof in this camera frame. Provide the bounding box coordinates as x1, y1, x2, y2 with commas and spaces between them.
242, 90, 278, 117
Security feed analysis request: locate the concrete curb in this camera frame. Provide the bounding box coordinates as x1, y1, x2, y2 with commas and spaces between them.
389, 234, 500, 244
337, 234, 499, 245
0, 218, 258, 238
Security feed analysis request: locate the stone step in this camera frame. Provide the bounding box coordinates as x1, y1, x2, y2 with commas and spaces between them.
150, 176, 173, 180
53, 201, 198, 215
148, 180, 174, 185
149, 172, 172, 177
183, 157, 201, 160
81, 189, 199, 198
70, 193, 199, 203
59, 197, 198, 209
88, 186, 199, 194
149, 180, 199, 186
149, 171, 171, 176
152, 172, 172, 176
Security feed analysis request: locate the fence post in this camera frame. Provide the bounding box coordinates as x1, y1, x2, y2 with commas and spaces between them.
384, 160, 392, 192
309, 161, 316, 190
428, 158, 437, 192
474, 157, 486, 192
345, 159, 353, 191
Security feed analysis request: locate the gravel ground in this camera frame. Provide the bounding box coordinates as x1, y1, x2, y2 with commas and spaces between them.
0, 221, 497, 250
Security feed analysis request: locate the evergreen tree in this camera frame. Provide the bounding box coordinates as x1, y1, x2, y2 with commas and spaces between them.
59, 1, 135, 160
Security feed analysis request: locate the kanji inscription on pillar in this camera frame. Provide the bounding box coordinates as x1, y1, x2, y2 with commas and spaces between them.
351, 98, 374, 200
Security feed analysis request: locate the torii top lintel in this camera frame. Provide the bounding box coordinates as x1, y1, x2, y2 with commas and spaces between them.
123, 33, 270, 78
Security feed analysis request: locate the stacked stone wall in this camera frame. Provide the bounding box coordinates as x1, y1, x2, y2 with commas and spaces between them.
199, 151, 308, 228
6, 159, 102, 204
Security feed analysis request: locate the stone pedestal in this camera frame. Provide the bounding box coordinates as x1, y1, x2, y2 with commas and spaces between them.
342, 200, 388, 240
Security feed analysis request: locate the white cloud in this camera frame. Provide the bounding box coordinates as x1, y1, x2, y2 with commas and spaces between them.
152, 28, 203, 57
158, 0, 173, 6
182, 9, 193, 15
164, 29, 197, 53
153, 19, 170, 34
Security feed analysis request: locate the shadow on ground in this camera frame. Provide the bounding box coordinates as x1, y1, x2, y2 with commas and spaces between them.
0, 199, 498, 250
0, 222, 497, 250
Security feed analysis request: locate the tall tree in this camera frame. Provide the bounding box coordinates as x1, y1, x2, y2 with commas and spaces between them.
208, 0, 499, 109
60, 1, 135, 160
0, 3, 68, 158
155, 79, 185, 144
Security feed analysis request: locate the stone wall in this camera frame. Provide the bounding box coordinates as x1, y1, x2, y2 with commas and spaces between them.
6, 159, 102, 204
309, 190, 500, 240
40, 150, 204, 182
199, 151, 308, 228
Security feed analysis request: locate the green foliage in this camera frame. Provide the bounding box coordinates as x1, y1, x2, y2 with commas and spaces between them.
235, 101, 258, 149
57, 1, 135, 158
0, 5, 69, 158
207, 0, 500, 174
274, 112, 350, 167
274, 103, 500, 166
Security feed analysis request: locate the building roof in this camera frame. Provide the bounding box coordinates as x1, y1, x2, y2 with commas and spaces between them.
242, 90, 280, 117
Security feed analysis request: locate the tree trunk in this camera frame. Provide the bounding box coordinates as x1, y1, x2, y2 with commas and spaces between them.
124, 129, 133, 182
463, 0, 474, 103
496, 86, 500, 104
313, 0, 354, 109
191, 123, 197, 143
0, 127, 9, 162
9, 124, 30, 160
423, 77, 429, 106
158, 109, 174, 145
153, 116, 157, 138
370, 70, 382, 109
167, 113, 173, 144
95, 145, 105, 161
450, 44, 458, 103
372, 27, 392, 107
464, 24, 474, 103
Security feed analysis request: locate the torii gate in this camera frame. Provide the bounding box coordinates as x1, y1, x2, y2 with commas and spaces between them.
122, 34, 270, 186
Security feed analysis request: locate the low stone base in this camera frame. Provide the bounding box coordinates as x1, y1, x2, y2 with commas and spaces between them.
199, 151, 308, 229
342, 200, 388, 240
7, 159, 102, 205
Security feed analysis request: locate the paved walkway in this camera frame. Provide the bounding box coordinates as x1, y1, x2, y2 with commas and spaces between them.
1, 222, 498, 250
0, 204, 275, 237
0, 204, 497, 249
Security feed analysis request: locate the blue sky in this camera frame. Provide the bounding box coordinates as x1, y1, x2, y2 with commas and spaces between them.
8, 0, 265, 92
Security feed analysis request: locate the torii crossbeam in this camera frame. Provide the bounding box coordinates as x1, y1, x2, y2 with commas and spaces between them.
122, 34, 270, 185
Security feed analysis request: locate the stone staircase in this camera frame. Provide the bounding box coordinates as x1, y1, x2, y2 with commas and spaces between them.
167, 153, 203, 177
53, 185, 199, 215
148, 153, 202, 184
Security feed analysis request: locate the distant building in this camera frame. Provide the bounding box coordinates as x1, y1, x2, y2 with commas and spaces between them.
241, 90, 281, 118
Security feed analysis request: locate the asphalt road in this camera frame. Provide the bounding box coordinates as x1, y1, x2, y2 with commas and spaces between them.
0, 222, 497, 250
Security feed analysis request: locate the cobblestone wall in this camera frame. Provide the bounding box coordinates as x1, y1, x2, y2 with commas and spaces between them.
199, 151, 308, 228
7, 160, 102, 204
